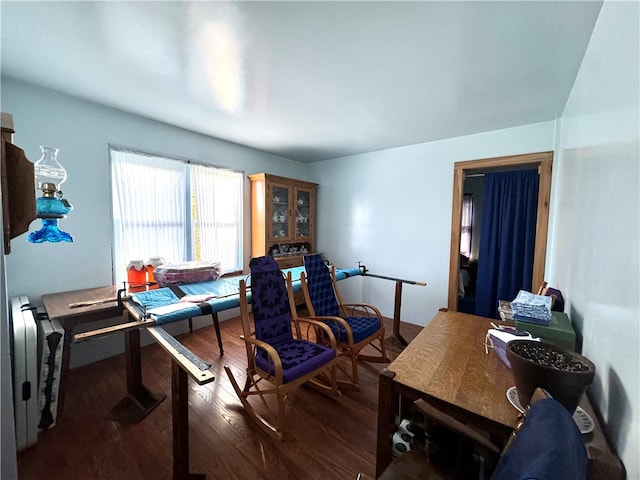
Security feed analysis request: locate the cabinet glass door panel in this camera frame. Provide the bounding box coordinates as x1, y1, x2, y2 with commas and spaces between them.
271, 185, 290, 239
295, 189, 311, 239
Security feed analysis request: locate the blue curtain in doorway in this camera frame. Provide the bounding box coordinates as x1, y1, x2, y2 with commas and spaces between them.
475, 170, 539, 319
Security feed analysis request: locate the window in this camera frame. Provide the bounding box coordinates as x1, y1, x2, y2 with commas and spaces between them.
460, 194, 473, 260
110, 146, 243, 284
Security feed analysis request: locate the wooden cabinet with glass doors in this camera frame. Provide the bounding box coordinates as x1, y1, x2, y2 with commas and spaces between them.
249, 173, 317, 269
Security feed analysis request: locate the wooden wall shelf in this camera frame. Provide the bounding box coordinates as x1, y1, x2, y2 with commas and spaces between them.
1, 112, 37, 254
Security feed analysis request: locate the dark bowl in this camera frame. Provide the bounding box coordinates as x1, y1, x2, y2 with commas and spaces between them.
506, 340, 595, 413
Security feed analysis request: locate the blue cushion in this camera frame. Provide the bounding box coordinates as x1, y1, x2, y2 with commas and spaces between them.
255, 339, 336, 383
328, 316, 382, 344
491, 398, 587, 480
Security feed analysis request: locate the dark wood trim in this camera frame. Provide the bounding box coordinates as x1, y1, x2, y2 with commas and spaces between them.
448, 151, 554, 310
105, 325, 165, 423
375, 369, 397, 477
172, 362, 207, 480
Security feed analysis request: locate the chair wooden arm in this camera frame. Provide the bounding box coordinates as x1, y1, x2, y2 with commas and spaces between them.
294, 316, 338, 349
305, 315, 355, 344
341, 302, 384, 318
413, 399, 501, 454
244, 336, 283, 384
536, 281, 548, 295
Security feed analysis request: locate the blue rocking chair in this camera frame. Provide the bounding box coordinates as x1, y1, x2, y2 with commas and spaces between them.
300, 254, 389, 390
224, 256, 340, 439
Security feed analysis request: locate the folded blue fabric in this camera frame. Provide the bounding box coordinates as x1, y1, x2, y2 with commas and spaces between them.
513, 313, 551, 326
180, 275, 247, 297
131, 288, 180, 310
152, 304, 202, 325
511, 290, 552, 323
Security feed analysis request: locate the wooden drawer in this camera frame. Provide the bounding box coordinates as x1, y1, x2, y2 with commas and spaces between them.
275, 255, 303, 269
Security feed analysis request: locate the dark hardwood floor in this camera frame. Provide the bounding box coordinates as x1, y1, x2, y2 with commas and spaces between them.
17, 316, 423, 480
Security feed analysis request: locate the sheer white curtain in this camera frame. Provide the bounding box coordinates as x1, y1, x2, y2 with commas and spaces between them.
111, 148, 187, 283
460, 194, 473, 259
111, 147, 243, 284
191, 165, 243, 270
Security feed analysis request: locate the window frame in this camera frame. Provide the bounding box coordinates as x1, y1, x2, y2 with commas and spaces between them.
109, 144, 244, 285
448, 152, 553, 310
460, 193, 473, 260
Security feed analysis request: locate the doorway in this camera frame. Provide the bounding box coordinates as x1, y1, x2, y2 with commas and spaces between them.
447, 152, 553, 311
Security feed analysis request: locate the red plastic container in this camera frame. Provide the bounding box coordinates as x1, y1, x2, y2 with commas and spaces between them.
126, 260, 147, 293
145, 256, 165, 290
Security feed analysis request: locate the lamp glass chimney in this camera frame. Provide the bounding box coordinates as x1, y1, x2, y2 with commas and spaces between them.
34, 146, 66, 193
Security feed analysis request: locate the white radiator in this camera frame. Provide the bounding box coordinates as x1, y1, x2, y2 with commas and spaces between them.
10, 296, 64, 451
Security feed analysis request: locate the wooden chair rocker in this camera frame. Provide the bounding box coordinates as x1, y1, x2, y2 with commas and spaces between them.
224, 256, 341, 439
300, 253, 390, 390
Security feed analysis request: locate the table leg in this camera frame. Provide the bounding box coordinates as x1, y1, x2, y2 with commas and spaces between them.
106, 326, 165, 423
211, 312, 223, 356
172, 360, 206, 480
376, 369, 398, 477
56, 318, 77, 419
385, 281, 408, 350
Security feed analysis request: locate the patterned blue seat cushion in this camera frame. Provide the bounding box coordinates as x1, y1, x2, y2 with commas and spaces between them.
255, 339, 336, 383
329, 316, 382, 344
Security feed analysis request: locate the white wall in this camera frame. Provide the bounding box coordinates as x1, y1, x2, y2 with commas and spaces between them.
550, 1, 639, 477
308, 121, 556, 325
1, 76, 307, 365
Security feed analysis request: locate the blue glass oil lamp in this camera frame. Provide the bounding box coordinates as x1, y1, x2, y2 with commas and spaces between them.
28, 146, 73, 243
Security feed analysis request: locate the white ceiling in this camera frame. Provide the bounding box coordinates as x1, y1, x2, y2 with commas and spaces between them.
1, 1, 602, 162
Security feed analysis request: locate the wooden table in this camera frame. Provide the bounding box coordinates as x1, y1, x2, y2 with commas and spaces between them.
42, 283, 222, 421
85, 298, 215, 479
375, 309, 624, 479
42, 285, 124, 417
44, 286, 215, 479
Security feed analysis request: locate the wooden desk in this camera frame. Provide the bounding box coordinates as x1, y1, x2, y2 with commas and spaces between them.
42, 285, 124, 417
375, 309, 624, 479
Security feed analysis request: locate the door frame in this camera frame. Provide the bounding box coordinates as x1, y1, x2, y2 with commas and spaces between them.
447, 151, 553, 311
